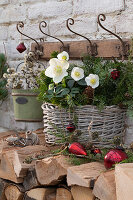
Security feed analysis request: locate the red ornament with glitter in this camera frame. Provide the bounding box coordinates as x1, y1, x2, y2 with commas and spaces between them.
104, 149, 127, 169
16, 42, 26, 53
69, 142, 87, 156
66, 123, 76, 132
111, 70, 120, 80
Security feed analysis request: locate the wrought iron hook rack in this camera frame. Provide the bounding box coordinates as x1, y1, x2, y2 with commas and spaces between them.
30, 14, 131, 60
66, 18, 97, 56
16, 21, 43, 56
39, 21, 69, 52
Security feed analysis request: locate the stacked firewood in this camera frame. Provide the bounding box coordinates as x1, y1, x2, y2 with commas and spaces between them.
0, 130, 133, 200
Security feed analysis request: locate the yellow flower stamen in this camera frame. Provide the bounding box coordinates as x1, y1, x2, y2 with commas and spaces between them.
74, 71, 80, 77
54, 65, 62, 75
90, 78, 96, 85
62, 56, 67, 60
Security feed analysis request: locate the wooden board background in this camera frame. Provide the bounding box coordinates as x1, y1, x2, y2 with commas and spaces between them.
31, 39, 131, 60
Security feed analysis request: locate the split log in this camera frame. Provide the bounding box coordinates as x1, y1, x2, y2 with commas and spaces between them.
0, 178, 9, 200
56, 188, 73, 200
71, 186, 94, 200
0, 145, 47, 183
0, 150, 23, 183
13, 145, 48, 178
115, 163, 133, 200
23, 167, 40, 191
93, 170, 116, 200
35, 155, 73, 185
67, 162, 106, 187
5, 184, 24, 200
24, 188, 56, 200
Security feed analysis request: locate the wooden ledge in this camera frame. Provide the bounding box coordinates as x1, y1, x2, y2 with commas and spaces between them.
31, 39, 131, 60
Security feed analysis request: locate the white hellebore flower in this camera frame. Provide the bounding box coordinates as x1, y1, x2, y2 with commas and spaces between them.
45, 58, 69, 84
57, 51, 69, 61
71, 67, 84, 81
85, 74, 99, 89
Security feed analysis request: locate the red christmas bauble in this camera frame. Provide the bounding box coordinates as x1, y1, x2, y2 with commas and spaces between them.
66, 123, 76, 132
111, 70, 120, 80
16, 42, 26, 53
91, 148, 102, 155
104, 149, 127, 169
69, 142, 87, 156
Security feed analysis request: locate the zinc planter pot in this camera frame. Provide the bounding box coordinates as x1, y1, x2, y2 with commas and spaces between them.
12, 89, 43, 122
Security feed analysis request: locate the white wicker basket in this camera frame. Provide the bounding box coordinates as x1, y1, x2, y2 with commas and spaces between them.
42, 103, 127, 147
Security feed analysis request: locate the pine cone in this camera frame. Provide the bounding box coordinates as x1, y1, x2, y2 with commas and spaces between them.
83, 86, 94, 104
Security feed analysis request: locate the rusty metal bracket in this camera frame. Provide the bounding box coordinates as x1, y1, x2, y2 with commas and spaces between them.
97, 14, 129, 60
39, 21, 69, 53
66, 18, 97, 56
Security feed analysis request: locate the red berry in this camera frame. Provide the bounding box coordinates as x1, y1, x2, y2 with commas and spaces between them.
16, 42, 26, 53
111, 70, 120, 80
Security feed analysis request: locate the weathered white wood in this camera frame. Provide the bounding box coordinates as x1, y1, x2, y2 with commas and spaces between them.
67, 162, 106, 187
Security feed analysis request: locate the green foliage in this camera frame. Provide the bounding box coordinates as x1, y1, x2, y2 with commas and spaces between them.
37, 51, 133, 114
51, 51, 59, 58
0, 54, 8, 101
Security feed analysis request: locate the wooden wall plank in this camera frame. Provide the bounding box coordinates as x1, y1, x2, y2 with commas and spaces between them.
31, 39, 131, 60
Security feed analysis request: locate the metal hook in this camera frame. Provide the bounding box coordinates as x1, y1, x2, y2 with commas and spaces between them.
16, 22, 43, 57
39, 21, 68, 52
66, 18, 97, 56
17, 22, 40, 47
97, 14, 129, 60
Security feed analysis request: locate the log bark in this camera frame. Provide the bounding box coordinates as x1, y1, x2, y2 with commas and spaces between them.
93, 170, 116, 200
24, 188, 56, 200
71, 186, 95, 200
56, 188, 73, 200
4, 184, 24, 200
67, 162, 106, 187
115, 163, 133, 200
23, 167, 40, 191
35, 155, 73, 186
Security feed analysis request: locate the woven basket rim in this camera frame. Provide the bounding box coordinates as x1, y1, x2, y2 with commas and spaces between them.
42, 102, 126, 112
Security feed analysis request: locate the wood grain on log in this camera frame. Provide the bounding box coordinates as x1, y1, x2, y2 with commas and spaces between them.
0, 145, 47, 183
56, 188, 73, 200
71, 186, 95, 200
24, 188, 56, 200
93, 170, 116, 200
115, 163, 133, 200
46, 192, 56, 200
5, 184, 24, 200
35, 155, 73, 186
67, 162, 106, 187
0, 178, 9, 200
